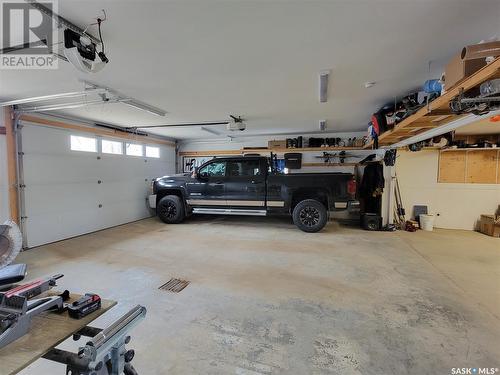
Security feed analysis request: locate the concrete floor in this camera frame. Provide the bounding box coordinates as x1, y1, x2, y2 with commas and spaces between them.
13, 216, 500, 375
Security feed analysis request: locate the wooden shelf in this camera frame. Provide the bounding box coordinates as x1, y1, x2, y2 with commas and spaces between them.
179, 146, 364, 157
265, 146, 363, 152
441, 147, 500, 152
302, 162, 358, 167
373, 57, 500, 147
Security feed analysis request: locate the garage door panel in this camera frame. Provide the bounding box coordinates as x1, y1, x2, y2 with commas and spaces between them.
26, 206, 102, 247
24, 154, 101, 185
21, 124, 175, 247
98, 200, 151, 228
99, 158, 144, 176
97, 181, 150, 202
21, 126, 71, 154
24, 183, 102, 215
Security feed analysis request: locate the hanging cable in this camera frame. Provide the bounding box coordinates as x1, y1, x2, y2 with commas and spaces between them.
97, 18, 105, 53
96, 10, 109, 64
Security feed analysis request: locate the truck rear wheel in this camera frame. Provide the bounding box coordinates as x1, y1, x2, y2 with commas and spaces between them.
158, 195, 185, 224
292, 199, 327, 233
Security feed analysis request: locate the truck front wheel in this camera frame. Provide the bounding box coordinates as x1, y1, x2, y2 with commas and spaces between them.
158, 195, 185, 224
292, 199, 327, 233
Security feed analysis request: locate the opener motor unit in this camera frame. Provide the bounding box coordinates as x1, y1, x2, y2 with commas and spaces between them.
63, 29, 108, 73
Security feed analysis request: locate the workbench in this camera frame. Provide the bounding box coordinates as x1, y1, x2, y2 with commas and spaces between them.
0, 293, 116, 375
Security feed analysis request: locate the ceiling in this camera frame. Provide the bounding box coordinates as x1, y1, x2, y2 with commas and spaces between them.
1, 0, 499, 140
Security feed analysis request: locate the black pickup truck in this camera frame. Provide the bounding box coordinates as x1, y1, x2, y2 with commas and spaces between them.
149, 156, 357, 232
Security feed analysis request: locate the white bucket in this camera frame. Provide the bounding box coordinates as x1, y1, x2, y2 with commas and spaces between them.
419, 214, 435, 231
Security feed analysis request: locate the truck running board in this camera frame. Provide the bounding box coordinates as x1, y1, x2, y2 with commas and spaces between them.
192, 208, 267, 216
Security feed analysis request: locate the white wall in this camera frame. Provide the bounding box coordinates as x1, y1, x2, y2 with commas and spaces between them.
396, 149, 500, 230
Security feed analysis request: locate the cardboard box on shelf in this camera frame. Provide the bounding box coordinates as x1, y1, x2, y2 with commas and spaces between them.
353, 138, 365, 147
444, 54, 486, 90
268, 140, 287, 149
478, 214, 500, 237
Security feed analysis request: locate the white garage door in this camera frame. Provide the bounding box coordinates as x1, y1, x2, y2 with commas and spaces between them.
20, 122, 175, 248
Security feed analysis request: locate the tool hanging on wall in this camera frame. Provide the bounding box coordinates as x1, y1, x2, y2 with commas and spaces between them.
315, 151, 362, 164
393, 173, 406, 228
383, 150, 397, 166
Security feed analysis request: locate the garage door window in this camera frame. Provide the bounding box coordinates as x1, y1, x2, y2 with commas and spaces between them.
145, 146, 160, 158
102, 139, 123, 155
126, 143, 143, 156
70, 135, 97, 152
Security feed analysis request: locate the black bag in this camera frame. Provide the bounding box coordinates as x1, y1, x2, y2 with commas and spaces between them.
284, 153, 302, 169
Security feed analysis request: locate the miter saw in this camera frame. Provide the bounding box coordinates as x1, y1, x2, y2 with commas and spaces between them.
0, 220, 65, 348
0, 222, 147, 374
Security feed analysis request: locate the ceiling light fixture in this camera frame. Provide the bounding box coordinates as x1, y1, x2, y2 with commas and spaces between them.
134, 121, 229, 129
364, 81, 376, 88
0, 88, 104, 107
200, 126, 222, 136
120, 99, 167, 117
2, 80, 168, 118
15, 98, 122, 113
82, 80, 167, 117
319, 70, 330, 103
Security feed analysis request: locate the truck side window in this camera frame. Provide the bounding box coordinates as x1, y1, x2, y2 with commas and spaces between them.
199, 161, 226, 177
226, 160, 261, 177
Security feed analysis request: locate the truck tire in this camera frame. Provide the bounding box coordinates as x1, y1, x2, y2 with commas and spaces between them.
292, 199, 328, 233
157, 195, 185, 224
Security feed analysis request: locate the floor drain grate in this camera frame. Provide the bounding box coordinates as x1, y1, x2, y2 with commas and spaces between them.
159, 278, 190, 293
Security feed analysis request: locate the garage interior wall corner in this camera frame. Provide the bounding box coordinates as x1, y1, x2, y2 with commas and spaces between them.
396, 149, 500, 230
